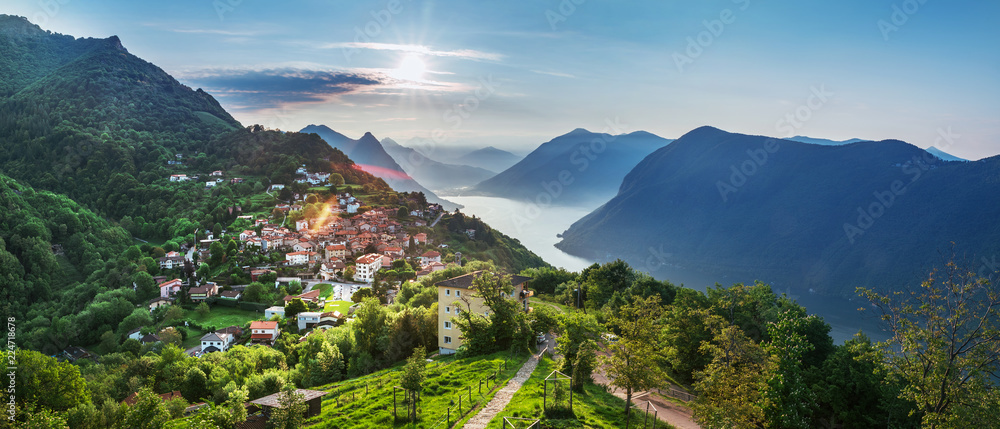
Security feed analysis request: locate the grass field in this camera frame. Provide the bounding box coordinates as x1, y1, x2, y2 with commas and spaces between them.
323, 300, 354, 315
313, 283, 333, 299
306, 351, 528, 428
499, 355, 673, 429
184, 306, 262, 331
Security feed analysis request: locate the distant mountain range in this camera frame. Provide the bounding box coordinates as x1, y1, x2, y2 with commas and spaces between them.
379, 138, 496, 192
557, 126, 1000, 296
299, 125, 459, 209
469, 128, 672, 206
398, 140, 523, 174
787, 135, 968, 162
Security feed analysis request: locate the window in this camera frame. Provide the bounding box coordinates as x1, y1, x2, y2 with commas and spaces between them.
444, 336, 452, 344
456, 290, 461, 297
484, 311, 490, 317
446, 289, 451, 296
444, 321, 452, 329
445, 306, 451, 313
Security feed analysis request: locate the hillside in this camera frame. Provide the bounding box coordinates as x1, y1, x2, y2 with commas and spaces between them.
557, 126, 1000, 296
470, 128, 671, 206
300, 125, 459, 209
381, 137, 496, 192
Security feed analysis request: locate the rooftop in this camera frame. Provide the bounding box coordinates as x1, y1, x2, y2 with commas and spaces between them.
250, 389, 328, 408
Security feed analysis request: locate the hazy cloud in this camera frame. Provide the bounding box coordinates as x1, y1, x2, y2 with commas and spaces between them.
320, 42, 503, 62
180, 68, 384, 109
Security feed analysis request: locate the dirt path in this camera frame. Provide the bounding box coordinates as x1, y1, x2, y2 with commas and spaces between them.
463, 353, 541, 429
592, 360, 701, 429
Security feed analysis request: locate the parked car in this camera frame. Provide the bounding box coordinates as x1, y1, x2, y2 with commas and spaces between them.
536, 332, 546, 344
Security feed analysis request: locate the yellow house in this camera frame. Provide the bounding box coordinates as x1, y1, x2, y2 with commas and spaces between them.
436, 271, 532, 355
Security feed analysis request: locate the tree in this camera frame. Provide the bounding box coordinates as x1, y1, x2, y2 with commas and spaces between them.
197, 263, 211, 283
11, 349, 90, 411
209, 241, 225, 267
269, 384, 307, 429
351, 288, 373, 303
556, 312, 601, 376
196, 302, 210, 317
572, 339, 598, 390
602, 295, 664, 426
182, 367, 210, 402
343, 265, 355, 281
133, 271, 158, 299
354, 297, 387, 360
399, 346, 427, 421
158, 327, 181, 345
692, 321, 774, 429
163, 306, 184, 322
117, 387, 169, 429
190, 383, 248, 428
285, 298, 308, 320
243, 282, 267, 303
329, 173, 345, 186
859, 260, 1000, 427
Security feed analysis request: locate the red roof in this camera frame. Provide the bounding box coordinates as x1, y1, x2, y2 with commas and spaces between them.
421, 251, 441, 258
356, 253, 382, 264
250, 321, 279, 330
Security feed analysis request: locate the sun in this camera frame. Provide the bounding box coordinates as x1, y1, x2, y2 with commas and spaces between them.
393, 54, 426, 82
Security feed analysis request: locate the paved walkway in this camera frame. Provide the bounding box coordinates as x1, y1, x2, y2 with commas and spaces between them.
463, 353, 541, 429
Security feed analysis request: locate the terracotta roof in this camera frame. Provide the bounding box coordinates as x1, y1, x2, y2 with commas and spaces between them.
250, 321, 279, 330
421, 250, 441, 258
434, 271, 532, 290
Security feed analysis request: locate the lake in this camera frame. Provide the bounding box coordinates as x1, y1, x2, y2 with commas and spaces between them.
448, 195, 889, 344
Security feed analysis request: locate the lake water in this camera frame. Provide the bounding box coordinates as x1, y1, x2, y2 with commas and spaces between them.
447, 195, 889, 344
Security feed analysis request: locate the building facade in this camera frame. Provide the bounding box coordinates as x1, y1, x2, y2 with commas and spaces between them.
436, 271, 532, 355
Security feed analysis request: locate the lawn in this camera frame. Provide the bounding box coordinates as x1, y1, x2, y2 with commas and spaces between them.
313, 283, 334, 299
499, 355, 674, 429
322, 300, 354, 315
182, 306, 263, 331
306, 351, 528, 428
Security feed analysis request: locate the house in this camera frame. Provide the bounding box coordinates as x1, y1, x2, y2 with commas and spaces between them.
354, 253, 383, 283
264, 306, 285, 320
159, 279, 183, 298
421, 250, 442, 264
200, 331, 231, 354
126, 328, 144, 341
239, 230, 257, 241
269, 184, 285, 191
249, 389, 327, 420
383, 246, 403, 257
251, 269, 278, 283
219, 290, 241, 300
205, 181, 216, 188
436, 271, 532, 355
158, 252, 184, 270
189, 283, 219, 301
230, 177, 245, 184
285, 251, 316, 266
346, 202, 360, 214
210, 170, 223, 177
169, 174, 188, 182
283, 290, 321, 304
148, 296, 175, 311
295, 219, 309, 231
319, 260, 345, 281
297, 312, 322, 331
62, 346, 96, 362
414, 233, 428, 244
325, 244, 347, 260
292, 241, 314, 252
140, 334, 161, 345
249, 321, 280, 344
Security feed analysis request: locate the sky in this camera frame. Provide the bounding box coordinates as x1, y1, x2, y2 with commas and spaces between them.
4, 0, 999, 159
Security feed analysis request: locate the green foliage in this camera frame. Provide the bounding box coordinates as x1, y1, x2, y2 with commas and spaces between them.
451, 271, 532, 357
602, 295, 664, 422
9, 349, 90, 411
284, 298, 307, 320
269, 384, 307, 429
117, 387, 169, 429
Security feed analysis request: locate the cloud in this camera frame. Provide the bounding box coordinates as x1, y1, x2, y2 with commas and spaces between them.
178, 68, 384, 110
530, 69, 576, 78
320, 42, 503, 62
169, 28, 262, 36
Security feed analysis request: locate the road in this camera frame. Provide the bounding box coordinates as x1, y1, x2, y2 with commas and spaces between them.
429, 211, 445, 227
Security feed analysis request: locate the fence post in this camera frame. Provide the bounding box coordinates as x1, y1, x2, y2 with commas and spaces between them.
459, 394, 462, 414
447, 407, 451, 426
644, 402, 649, 429
479, 379, 482, 394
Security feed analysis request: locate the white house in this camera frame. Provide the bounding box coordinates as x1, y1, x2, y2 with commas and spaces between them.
239, 229, 257, 241
264, 306, 285, 319
205, 181, 216, 188
355, 253, 382, 283
249, 321, 280, 344
169, 174, 188, 182
297, 312, 322, 331
158, 279, 183, 298
285, 251, 315, 266
200, 331, 230, 354
346, 202, 360, 214
295, 219, 309, 231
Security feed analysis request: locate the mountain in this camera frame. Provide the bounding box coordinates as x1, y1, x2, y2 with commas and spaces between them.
454, 146, 522, 173
556, 126, 1000, 296
926, 147, 968, 162
470, 128, 672, 206
380, 137, 496, 192
785, 135, 867, 146
299, 125, 458, 209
